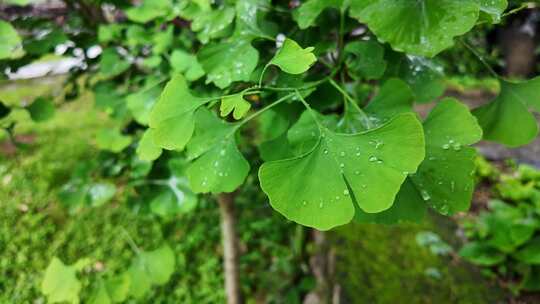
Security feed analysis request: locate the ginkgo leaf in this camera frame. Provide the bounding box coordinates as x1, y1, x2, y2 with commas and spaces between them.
269, 38, 317, 74
170, 50, 205, 81
473, 77, 540, 147
385, 53, 446, 103
364, 78, 415, 125
186, 108, 250, 193
126, 84, 161, 126
150, 158, 198, 216
349, 0, 480, 57
128, 245, 175, 299
198, 38, 259, 89
361, 98, 482, 224
293, 0, 343, 29
149, 75, 208, 150
0, 20, 23, 59
27, 97, 55, 122
99, 48, 130, 78
191, 7, 235, 43
41, 258, 82, 304
137, 129, 162, 161
220, 93, 251, 120
259, 113, 425, 230
344, 41, 387, 80
477, 0, 507, 23
235, 0, 271, 37
125, 0, 173, 23
95, 129, 132, 153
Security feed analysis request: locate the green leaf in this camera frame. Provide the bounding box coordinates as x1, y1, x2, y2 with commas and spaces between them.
105, 273, 130, 303
477, 0, 507, 23
293, 0, 343, 29
95, 129, 132, 153
128, 245, 175, 299
385, 53, 446, 103
191, 7, 235, 43
410, 99, 482, 215
125, 0, 173, 23
87, 182, 116, 207
27, 97, 55, 122
0, 20, 23, 59
259, 113, 425, 230
344, 41, 387, 80
89, 281, 111, 304
473, 77, 540, 147
514, 238, 540, 265
350, 0, 479, 57
220, 93, 251, 120
186, 108, 250, 193
126, 84, 161, 126
136, 129, 163, 161
269, 38, 317, 74
149, 75, 208, 150
235, 0, 272, 38
364, 78, 415, 124
41, 258, 82, 304
152, 26, 173, 54
459, 242, 505, 266
99, 48, 130, 79
198, 38, 259, 89
170, 50, 205, 81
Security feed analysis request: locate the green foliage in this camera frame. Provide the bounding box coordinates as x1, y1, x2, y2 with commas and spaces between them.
0, 20, 23, 59
459, 161, 540, 293
269, 38, 317, 75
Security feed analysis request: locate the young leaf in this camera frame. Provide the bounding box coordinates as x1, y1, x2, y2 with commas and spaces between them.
269, 38, 317, 74
473, 77, 540, 147
126, 84, 161, 126
220, 93, 251, 120
95, 129, 132, 153
191, 7, 236, 43
128, 245, 176, 299
259, 113, 425, 230
198, 38, 259, 89
27, 97, 55, 122
459, 242, 505, 266
125, 0, 173, 23
349, 0, 480, 57
186, 108, 250, 193
148, 75, 208, 150
293, 0, 344, 29
344, 41, 387, 80
477, 0, 508, 23
0, 20, 23, 59
136, 129, 162, 161
41, 258, 82, 304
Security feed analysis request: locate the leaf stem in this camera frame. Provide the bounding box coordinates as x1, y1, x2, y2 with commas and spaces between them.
235, 93, 295, 130
121, 227, 141, 255
328, 78, 373, 129
294, 90, 325, 129
258, 63, 271, 88
460, 38, 500, 79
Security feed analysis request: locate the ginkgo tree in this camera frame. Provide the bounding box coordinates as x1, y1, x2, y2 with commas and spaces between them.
1, 0, 539, 303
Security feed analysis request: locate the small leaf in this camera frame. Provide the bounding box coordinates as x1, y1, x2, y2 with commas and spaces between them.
473, 77, 540, 147
514, 238, 540, 265
126, 84, 161, 126
198, 38, 259, 89
27, 97, 55, 122
41, 258, 82, 304
128, 245, 175, 299
170, 50, 205, 81
149, 75, 208, 150
99, 48, 130, 78
344, 41, 387, 80
350, 0, 480, 57
220, 93, 251, 120
259, 113, 425, 230
186, 108, 250, 193
293, 0, 343, 29
477, 0, 508, 23
136, 129, 162, 161
125, 0, 173, 23
95, 129, 132, 153
269, 38, 317, 74
87, 182, 116, 207
191, 7, 235, 44
459, 242, 505, 266
0, 20, 23, 59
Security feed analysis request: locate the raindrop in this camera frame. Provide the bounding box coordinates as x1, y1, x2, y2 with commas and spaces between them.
369, 156, 378, 162
323, 149, 329, 155
220, 149, 226, 156
319, 202, 324, 208
420, 190, 431, 201
335, 196, 340, 200
354, 170, 360, 175
356, 152, 361, 156
343, 189, 350, 196
302, 201, 307, 206
340, 151, 346, 157
442, 144, 450, 150
340, 163, 345, 168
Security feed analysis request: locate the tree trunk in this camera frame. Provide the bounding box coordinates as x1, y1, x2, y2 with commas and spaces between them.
217, 193, 243, 304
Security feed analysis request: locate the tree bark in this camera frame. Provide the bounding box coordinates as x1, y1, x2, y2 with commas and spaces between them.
217, 193, 243, 304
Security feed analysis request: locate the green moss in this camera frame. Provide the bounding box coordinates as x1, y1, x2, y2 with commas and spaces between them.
333, 219, 505, 303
